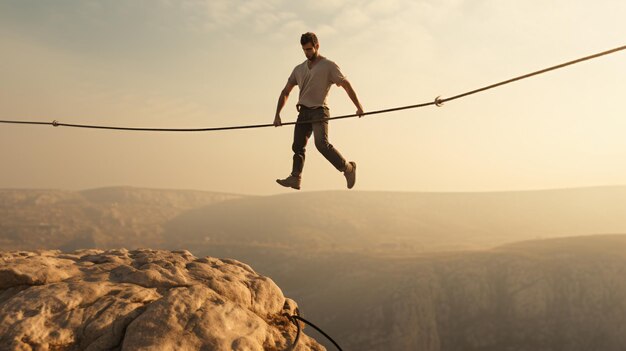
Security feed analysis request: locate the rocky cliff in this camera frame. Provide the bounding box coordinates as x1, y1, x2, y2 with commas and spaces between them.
0, 248, 324, 351
314, 235, 626, 350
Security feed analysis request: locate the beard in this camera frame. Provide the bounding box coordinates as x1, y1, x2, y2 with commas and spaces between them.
307, 51, 318, 61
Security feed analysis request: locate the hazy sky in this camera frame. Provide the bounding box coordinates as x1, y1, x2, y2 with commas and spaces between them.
1, 0, 625, 195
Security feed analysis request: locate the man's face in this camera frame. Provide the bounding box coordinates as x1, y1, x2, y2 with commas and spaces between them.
302, 42, 319, 61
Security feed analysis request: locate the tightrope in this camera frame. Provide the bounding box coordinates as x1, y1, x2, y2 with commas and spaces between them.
1, 44, 624, 132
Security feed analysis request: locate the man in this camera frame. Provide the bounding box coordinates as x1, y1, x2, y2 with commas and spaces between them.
274, 32, 364, 190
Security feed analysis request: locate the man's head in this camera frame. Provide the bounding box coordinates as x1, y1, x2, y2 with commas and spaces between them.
300, 32, 319, 61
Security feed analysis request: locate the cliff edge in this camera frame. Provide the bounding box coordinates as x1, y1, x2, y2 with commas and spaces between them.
0, 248, 324, 351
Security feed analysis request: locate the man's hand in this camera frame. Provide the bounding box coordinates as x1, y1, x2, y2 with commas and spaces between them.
273, 116, 282, 127
275, 82, 295, 127
356, 106, 364, 118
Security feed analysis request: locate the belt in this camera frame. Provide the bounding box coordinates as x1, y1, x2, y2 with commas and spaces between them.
296, 104, 325, 112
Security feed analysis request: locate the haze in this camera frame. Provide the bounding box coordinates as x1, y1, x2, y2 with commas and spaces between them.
4, 186, 626, 350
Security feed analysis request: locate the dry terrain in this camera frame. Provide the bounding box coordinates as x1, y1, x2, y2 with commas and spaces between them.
3, 186, 626, 350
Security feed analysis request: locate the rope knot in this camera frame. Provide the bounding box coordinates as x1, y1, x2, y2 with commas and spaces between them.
52, 120, 59, 127
434, 96, 444, 107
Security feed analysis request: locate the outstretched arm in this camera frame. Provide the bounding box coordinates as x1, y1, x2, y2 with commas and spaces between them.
339, 80, 364, 117
274, 82, 296, 127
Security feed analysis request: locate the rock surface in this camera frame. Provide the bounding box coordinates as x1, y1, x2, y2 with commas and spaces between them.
0, 248, 325, 351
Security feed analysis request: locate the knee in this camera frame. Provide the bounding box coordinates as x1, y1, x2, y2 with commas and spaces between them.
315, 139, 331, 152
292, 143, 305, 154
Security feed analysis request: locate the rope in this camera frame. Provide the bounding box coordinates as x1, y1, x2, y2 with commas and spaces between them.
1, 44, 624, 132
287, 314, 343, 351
289, 314, 302, 349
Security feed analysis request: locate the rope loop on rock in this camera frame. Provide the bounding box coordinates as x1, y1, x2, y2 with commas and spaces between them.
286, 313, 343, 351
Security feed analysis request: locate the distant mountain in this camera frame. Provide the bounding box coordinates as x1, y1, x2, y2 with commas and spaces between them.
4, 185, 626, 255
0, 187, 244, 251
165, 186, 626, 256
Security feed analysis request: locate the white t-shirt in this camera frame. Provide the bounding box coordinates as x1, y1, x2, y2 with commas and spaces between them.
287, 57, 347, 108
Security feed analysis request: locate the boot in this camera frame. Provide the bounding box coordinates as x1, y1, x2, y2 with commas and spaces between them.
343, 161, 356, 189
276, 175, 301, 190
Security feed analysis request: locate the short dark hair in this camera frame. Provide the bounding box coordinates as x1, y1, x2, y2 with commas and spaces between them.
300, 32, 318, 46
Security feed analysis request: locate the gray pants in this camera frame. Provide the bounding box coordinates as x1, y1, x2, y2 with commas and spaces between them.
291, 106, 347, 177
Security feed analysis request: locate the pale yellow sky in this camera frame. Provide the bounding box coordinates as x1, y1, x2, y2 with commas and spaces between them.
1, 0, 625, 195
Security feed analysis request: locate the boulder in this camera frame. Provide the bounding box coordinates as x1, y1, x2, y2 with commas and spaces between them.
0, 248, 325, 351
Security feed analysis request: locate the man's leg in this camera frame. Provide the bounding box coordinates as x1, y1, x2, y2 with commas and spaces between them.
312, 108, 357, 189
291, 112, 313, 177
277, 112, 312, 190
312, 109, 348, 171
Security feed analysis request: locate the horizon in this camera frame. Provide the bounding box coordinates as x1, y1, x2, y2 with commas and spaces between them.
4, 183, 626, 196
